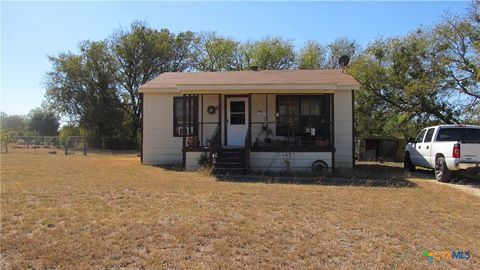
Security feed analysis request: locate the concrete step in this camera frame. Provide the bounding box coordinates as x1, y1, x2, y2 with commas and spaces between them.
217, 151, 244, 158
213, 168, 245, 175
214, 162, 245, 169
215, 156, 244, 162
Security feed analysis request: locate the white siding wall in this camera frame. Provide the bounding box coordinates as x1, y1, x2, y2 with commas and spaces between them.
143, 93, 183, 165
334, 91, 354, 168
251, 152, 332, 172
142, 91, 354, 169
185, 151, 202, 170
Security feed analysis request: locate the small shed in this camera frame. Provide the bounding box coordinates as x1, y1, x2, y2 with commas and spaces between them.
356, 137, 406, 162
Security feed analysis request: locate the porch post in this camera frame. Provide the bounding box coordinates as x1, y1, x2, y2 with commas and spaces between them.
193, 94, 198, 139
265, 93, 268, 123
140, 93, 144, 163
351, 90, 355, 168
200, 94, 204, 147
218, 94, 222, 144
189, 94, 193, 136
182, 94, 187, 169
248, 93, 252, 142
331, 93, 335, 172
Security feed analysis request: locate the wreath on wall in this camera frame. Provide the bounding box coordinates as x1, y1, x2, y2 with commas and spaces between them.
207, 105, 216, 114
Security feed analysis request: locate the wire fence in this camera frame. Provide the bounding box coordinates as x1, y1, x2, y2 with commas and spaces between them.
1, 136, 140, 155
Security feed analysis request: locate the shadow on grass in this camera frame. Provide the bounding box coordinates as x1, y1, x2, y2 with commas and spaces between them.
411, 166, 480, 188
360, 162, 480, 189
215, 163, 416, 188
152, 163, 185, 172
448, 176, 480, 189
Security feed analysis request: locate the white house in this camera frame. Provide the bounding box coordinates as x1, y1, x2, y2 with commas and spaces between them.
139, 69, 360, 173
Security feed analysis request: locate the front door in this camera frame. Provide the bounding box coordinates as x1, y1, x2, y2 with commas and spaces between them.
226, 97, 248, 146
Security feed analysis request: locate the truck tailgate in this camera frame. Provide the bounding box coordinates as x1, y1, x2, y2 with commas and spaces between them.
461, 143, 480, 162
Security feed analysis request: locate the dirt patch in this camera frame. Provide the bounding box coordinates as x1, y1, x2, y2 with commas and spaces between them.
441, 183, 480, 198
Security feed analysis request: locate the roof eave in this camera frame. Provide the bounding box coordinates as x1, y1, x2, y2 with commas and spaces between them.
139, 86, 179, 93
139, 82, 360, 93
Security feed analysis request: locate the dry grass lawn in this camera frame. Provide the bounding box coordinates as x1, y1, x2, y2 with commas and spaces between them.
1, 153, 479, 269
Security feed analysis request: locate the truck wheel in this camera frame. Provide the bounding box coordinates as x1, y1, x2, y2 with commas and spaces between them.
404, 153, 415, 171
435, 157, 451, 182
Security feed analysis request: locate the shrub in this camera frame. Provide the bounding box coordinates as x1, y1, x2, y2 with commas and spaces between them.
198, 152, 211, 168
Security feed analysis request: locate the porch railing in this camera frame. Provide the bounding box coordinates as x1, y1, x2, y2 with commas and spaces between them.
244, 126, 251, 173
207, 124, 221, 164
249, 122, 334, 150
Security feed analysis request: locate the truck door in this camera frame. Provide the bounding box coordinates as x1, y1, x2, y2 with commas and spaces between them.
418, 128, 435, 168
411, 129, 427, 165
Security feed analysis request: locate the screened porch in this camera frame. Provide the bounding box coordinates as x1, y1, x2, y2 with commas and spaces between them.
178, 93, 335, 153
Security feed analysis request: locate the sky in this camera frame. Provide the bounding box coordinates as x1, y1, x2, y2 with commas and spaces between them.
0, 1, 472, 115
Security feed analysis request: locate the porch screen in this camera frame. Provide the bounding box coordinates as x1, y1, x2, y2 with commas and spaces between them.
173, 96, 198, 137
276, 95, 332, 143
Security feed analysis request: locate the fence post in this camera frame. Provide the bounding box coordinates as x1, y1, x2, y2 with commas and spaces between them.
64, 136, 68, 155
83, 136, 87, 156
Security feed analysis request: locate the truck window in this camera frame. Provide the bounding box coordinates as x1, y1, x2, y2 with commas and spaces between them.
463, 129, 480, 143
424, 128, 435, 142
415, 129, 426, 143
436, 128, 480, 142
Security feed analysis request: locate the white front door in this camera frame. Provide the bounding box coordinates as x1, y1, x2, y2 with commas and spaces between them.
226, 97, 248, 146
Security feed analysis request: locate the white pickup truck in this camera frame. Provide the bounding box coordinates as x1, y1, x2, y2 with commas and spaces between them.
404, 125, 480, 181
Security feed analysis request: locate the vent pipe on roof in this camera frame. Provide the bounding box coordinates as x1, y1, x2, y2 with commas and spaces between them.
338, 55, 350, 73
250, 65, 259, 71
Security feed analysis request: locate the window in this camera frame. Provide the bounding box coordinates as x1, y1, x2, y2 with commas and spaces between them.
415, 129, 426, 143
436, 128, 480, 143
424, 128, 435, 142
463, 129, 480, 143
173, 96, 198, 137
229, 101, 245, 125
276, 95, 332, 146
